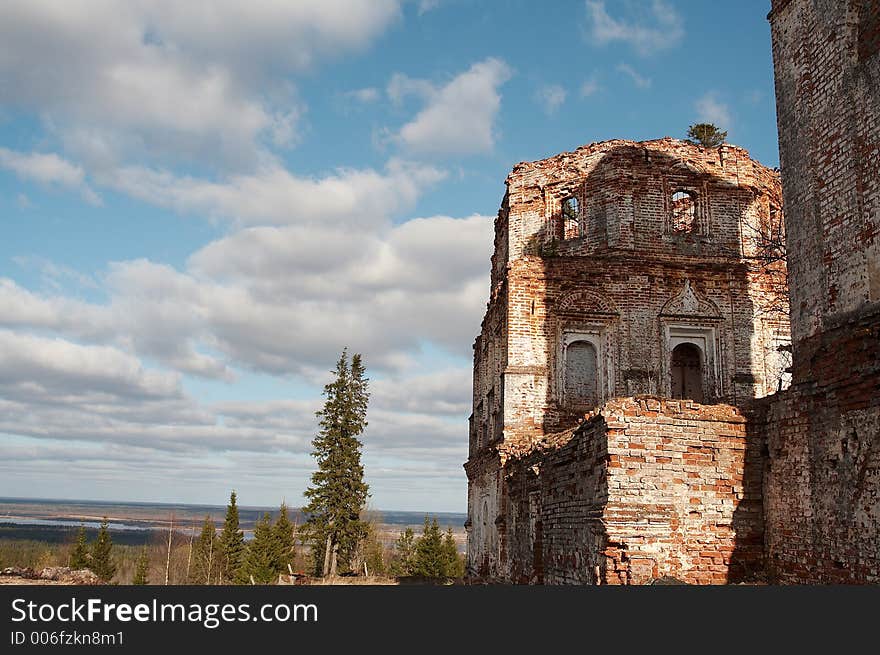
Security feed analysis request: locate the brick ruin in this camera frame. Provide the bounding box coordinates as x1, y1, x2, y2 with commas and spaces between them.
464, 0, 879, 585
762, 0, 880, 583
465, 138, 788, 584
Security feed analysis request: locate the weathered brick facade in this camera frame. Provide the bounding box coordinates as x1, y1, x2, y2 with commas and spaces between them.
763, 0, 880, 583
500, 398, 764, 585
464, 1, 880, 585
465, 138, 787, 583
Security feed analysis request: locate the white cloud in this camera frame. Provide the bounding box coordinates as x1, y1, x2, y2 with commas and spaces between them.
0, 212, 492, 378
391, 58, 512, 156
695, 91, 732, 129
535, 84, 567, 115
0, 330, 181, 401
371, 368, 471, 416
616, 63, 652, 89
101, 158, 445, 228
185, 214, 493, 374
584, 0, 684, 56
0, 1, 402, 170
0, 147, 101, 204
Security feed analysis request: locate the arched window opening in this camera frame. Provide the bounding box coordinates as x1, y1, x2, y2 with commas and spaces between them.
562, 196, 580, 239
670, 342, 704, 402
671, 190, 696, 233
564, 340, 598, 407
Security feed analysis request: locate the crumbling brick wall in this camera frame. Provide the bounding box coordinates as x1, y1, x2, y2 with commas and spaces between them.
765, 0, 880, 583
500, 398, 764, 585
466, 137, 788, 582
761, 308, 880, 583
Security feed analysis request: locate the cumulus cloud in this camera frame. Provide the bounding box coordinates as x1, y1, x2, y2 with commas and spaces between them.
616, 63, 652, 89
584, 0, 684, 56
0, 0, 402, 170
390, 58, 512, 156
535, 84, 567, 115
0, 212, 492, 378
695, 91, 732, 129
0, 330, 181, 401
101, 158, 445, 228
371, 368, 471, 416
0, 147, 101, 204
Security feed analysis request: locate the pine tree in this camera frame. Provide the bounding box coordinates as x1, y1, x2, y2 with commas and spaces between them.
191, 515, 218, 584
90, 518, 116, 582
70, 525, 90, 570
272, 503, 296, 575
686, 122, 727, 148
302, 349, 371, 576
390, 528, 416, 576
442, 528, 464, 578
360, 520, 386, 577
413, 517, 446, 578
133, 548, 149, 585
243, 513, 277, 584
218, 490, 245, 584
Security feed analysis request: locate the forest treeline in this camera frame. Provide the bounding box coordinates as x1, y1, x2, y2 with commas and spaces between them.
0, 500, 465, 585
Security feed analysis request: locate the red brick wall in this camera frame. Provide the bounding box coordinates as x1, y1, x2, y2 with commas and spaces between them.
762, 306, 880, 583
766, 0, 880, 584
500, 398, 764, 585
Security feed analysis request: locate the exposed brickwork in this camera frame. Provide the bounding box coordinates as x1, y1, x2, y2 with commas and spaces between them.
499, 398, 763, 586
764, 0, 880, 584
465, 138, 787, 583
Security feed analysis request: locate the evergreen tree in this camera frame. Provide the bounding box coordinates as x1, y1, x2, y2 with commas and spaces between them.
191, 515, 218, 584
686, 122, 727, 148
69, 525, 90, 570
390, 527, 416, 577
301, 349, 371, 576
132, 548, 149, 585
90, 518, 116, 582
413, 517, 446, 578
218, 490, 245, 584
442, 528, 464, 578
243, 513, 277, 584
272, 503, 296, 575
360, 520, 386, 577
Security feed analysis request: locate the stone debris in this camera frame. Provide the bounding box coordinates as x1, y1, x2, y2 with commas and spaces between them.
0, 566, 101, 585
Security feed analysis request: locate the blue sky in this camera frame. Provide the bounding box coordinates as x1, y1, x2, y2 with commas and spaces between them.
0, 1, 779, 512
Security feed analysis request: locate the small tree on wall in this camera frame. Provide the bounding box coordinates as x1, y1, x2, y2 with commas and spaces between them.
686, 122, 727, 148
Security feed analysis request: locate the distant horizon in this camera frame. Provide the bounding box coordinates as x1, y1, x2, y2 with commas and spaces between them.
0, 495, 467, 517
